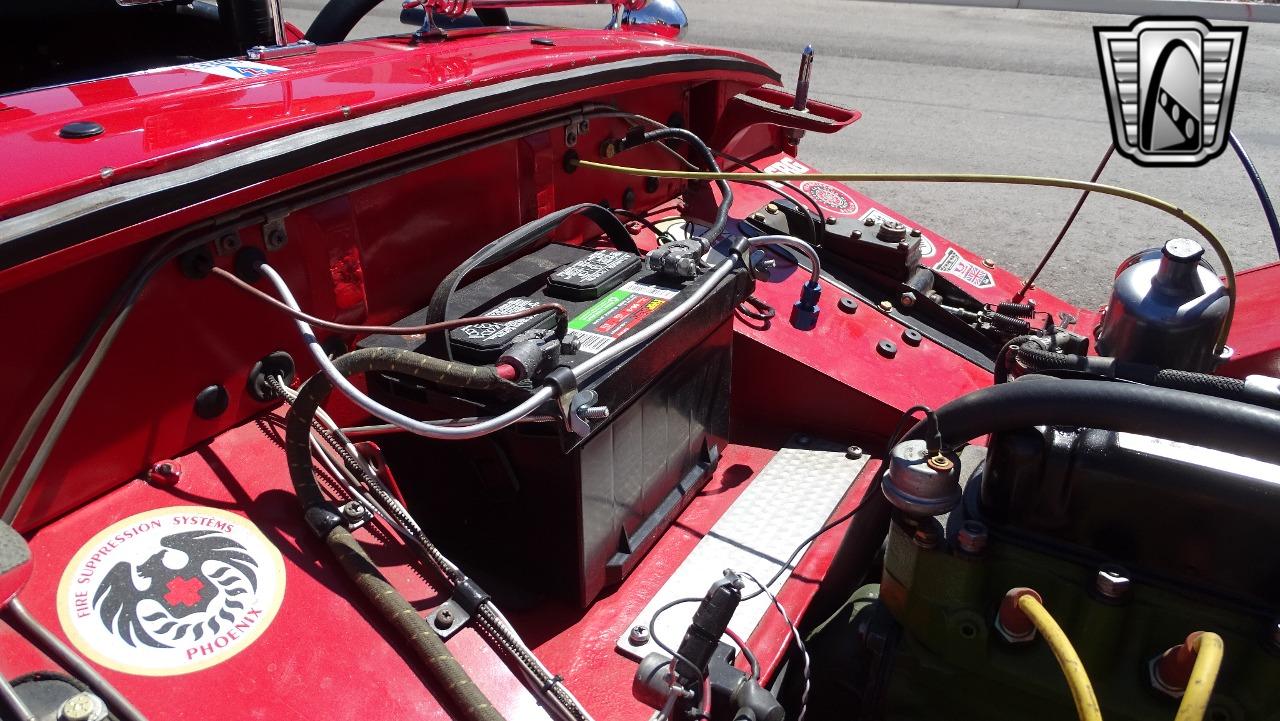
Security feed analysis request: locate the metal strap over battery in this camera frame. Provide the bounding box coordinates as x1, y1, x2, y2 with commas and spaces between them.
423, 203, 639, 359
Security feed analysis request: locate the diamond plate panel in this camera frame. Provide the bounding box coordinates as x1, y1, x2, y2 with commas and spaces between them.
617, 437, 867, 660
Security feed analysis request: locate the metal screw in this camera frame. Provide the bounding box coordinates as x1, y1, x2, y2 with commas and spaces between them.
1095, 566, 1131, 600
341, 501, 366, 520
215, 232, 241, 256
628, 625, 650, 646
59, 693, 100, 721
850, 229, 863, 240
435, 609, 455, 630
956, 521, 988, 555
878, 300, 893, 313
982, 258, 996, 269
899, 292, 916, 308
99, 167, 114, 180
846, 446, 863, 460
826, 217, 837, 225
266, 228, 287, 250
864, 218, 876, 227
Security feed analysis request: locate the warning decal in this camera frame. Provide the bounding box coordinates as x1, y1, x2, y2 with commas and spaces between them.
453, 297, 545, 346
57, 506, 286, 676
567, 281, 677, 354
933, 247, 995, 289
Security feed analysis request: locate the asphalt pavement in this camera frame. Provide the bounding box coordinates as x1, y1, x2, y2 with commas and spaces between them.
281, 1, 1280, 305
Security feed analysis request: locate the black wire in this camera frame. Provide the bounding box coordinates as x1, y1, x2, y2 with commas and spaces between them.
713, 149, 829, 242
612, 208, 666, 236
1229, 131, 1280, 259
625, 127, 733, 244
648, 596, 708, 685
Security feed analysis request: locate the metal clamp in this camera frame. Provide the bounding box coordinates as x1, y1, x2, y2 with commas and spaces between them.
262, 216, 289, 251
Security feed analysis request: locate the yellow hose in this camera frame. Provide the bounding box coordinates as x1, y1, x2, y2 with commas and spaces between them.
1175, 632, 1225, 721
1016, 594, 1104, 721
577, 159, 1236, 353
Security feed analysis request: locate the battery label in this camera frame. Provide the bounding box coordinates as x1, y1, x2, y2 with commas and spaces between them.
453, 297, 543, 345
567, 281, 677, 354
551, 250, 635, 285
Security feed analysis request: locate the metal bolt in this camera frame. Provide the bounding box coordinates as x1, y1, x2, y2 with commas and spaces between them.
148, 460, 182, 485
878, 300, 893, 313
956, 521, 988, 555
864, 218, 876, 227
766, 203, 779, 214
846, 446, 863, 460
751, 213, 766, 222
59, 693, 100, 721
577, 405, 611, 421
826, 217, 837, 225
912, 525, 940, 549
899, 292, 916, 308
850, 229, 863, 240
1095, 565, 1131, 600
341, 501, 366, 520
628, 625, 650, 646
266, 228, 286, 250
435, 608, 455, 630
982, 258, 996, 269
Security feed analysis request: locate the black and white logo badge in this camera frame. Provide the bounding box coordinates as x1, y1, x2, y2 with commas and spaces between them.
57, 507, 285, 676
1095, 17, 1246, 167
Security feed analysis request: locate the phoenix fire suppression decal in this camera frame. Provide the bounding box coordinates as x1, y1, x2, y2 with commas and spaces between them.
761, 158, 860, 217
57, 506, 286, 676
933, 247, 995, 289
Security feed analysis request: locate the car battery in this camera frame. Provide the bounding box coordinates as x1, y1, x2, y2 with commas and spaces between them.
359, 242, 749, 605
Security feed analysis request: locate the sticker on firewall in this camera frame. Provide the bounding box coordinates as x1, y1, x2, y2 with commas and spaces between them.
177, 59, 288, 79
798, 181, 859, 216
860, 208, 936, 258
57, 506, 286, 676
933, 247, 995, 289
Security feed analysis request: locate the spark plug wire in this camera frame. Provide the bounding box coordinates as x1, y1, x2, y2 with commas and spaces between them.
575, 160, 1237, 355
1014, 593, 1103, 721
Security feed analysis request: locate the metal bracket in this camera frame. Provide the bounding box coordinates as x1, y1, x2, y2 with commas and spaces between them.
262, 216, 288, 251
247, 40, 317, 61
426, 598, 471, 639
564, 115, 589, 148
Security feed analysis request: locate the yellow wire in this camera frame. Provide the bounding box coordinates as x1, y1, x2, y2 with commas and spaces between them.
1175, 632, 1225, 721
578, 159, 1236, 353
1016, 594, 1104, 721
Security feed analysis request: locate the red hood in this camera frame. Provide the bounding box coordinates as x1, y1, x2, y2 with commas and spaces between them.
0, 28, 770, 219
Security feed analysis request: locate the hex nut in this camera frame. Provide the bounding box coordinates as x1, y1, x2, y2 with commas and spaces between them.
1095, 565, 1131, 600
956, 520, 988, 555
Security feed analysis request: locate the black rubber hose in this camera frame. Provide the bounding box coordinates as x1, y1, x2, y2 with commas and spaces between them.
323, 524, 505, 721
627, 127, 733, 244
305, 0, 381, 43
285, 346, 520, 508
284, 348, 514, 721
903, 376, 1280, 462
1015, 346, 1280, 410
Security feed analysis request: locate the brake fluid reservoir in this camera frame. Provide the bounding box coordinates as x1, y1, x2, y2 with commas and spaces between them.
1096, 238, 1228, 372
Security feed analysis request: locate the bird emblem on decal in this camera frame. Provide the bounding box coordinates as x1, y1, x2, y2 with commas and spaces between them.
92, 530, 260, 649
